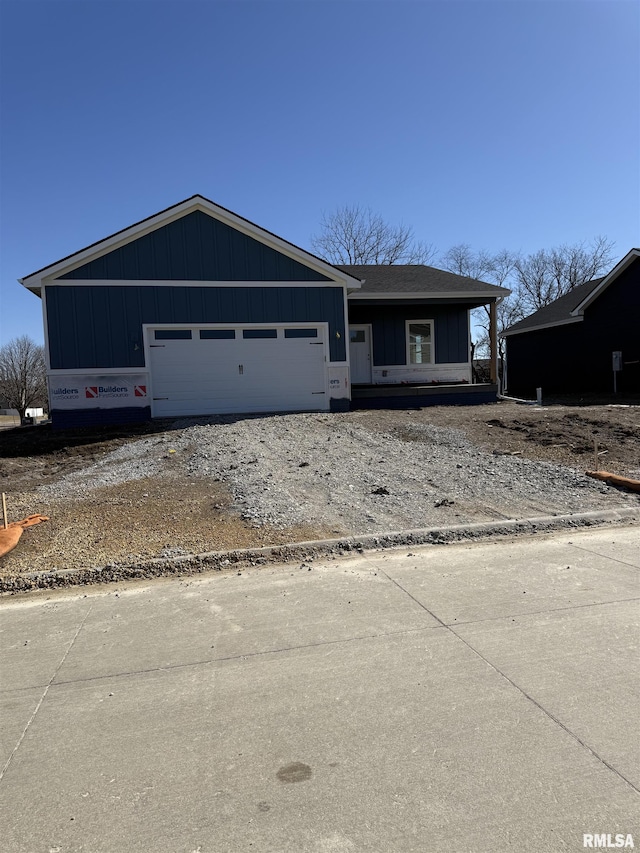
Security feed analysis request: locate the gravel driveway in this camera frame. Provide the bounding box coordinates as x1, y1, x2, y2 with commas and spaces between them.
39, 411, 638, 530
3, 406, 638, 579
178, 413, 637, 530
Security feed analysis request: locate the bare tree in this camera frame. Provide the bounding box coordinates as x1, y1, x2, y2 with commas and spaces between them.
514, 237, 614, 312
0, 336, 47, 423
512, 250, 553, 311
440, 245, 522, 361
311, 204, 436, 265
440, 244, 494, 281
441, 238, 615, 359
473, 290, 526, 366
487, 248, 519, 289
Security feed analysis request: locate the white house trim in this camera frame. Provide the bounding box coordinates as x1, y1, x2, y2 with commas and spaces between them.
342, 285, 352, 376
501, 315, 583, 338
47, 367, 150, 376
38, 279, 349, 290
140, 320, 332, 349
348, 291, 508, 301
406, 319, 434, 366
371, 363, 472, 385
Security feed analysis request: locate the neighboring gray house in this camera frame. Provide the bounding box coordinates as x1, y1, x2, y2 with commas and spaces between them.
19, 195, 508, 428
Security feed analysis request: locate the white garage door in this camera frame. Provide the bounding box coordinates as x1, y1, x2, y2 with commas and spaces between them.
147, 325, 328, 417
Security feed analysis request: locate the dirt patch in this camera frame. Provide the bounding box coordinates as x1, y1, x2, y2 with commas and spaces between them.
3, 474, 331, 573
1, 400, 638, 578
366, 403, 640, 476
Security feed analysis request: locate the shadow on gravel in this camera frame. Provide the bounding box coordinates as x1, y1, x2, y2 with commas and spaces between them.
0, 412, 301, 459
0, 421, 170, 459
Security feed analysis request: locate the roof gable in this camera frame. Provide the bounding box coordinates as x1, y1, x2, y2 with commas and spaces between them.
20, 195, 362, 292
57, 210, 331, 283
503, 248, 640, 337
502, 279, 601, 336
571, 248, 639, 314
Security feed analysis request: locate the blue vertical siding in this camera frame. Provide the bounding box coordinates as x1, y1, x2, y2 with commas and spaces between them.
348, 304, 470, 365
46, 285, 347, 368
58, 211, 331, 282
435, 308, 469, 363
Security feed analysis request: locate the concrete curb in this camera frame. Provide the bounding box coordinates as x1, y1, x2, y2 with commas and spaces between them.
1, 507, 638, 594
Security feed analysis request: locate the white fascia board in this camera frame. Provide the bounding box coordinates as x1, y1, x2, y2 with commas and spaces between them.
342, 286, 351, 371
40, 279, 350, 289
501, 315, 583, 338
570, 248, 640, 316
21, 198, 203, 289
20, 195, 362, 291
348, 290, 509, 301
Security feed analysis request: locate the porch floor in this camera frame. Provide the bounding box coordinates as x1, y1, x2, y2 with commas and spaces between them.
350, 382, 499, 409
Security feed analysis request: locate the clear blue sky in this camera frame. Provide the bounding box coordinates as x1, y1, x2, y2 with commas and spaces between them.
1, 0, 638, 345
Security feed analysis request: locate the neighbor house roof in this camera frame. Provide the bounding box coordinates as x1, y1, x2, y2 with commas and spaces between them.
502, 247, 640, 338
502, 278, 604, 337
338, 265, 510, 300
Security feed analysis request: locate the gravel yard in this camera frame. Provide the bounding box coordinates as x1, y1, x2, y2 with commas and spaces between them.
1, 401, 639, 577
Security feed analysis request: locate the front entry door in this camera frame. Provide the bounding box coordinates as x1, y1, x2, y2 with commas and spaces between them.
349, 325, 372, 384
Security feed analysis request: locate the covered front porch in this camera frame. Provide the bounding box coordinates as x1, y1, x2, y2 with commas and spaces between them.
339, 263, 508, 409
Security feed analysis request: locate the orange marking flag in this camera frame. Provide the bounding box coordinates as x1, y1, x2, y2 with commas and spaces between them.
0, 515, 50, 559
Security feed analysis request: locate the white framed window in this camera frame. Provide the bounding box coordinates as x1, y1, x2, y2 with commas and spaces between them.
406, 320, 434, 364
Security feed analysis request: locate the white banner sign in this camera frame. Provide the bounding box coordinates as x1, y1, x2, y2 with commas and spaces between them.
327, 366, 350, 398
49, 375, 149, 409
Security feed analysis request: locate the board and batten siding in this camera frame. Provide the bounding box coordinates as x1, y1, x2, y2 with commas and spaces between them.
45, 284, 347, 369
58, 211, 331, 283
348, 304, 470, 365
505, 258, 640, 396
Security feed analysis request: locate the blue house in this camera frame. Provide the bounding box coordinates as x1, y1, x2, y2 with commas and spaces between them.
19, 196, 508, 427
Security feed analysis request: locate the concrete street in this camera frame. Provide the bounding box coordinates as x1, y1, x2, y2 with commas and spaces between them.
1, 527, 639, 852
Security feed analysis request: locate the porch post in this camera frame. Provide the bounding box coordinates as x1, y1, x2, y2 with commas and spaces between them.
489, 300, 497, 383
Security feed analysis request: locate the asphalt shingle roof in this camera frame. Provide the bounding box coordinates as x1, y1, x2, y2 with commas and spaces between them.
337, 265, 509, 296
503, 277, 605, 336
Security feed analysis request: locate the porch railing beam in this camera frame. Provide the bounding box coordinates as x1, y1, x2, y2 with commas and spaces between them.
489, 300, 497, 383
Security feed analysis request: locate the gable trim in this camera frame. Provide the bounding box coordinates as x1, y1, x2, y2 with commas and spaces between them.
348, 291, 506, 301
20, 195, 363, 292
42, 279, 348, 290
570, 248, 640, 316
501, 315, 583, 338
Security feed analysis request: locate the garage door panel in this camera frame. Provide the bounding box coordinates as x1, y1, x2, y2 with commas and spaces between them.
148, 327, 328, 417
151, 338, 240, 396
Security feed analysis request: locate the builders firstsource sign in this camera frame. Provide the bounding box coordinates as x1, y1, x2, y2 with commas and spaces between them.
49, 375, 149, 409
